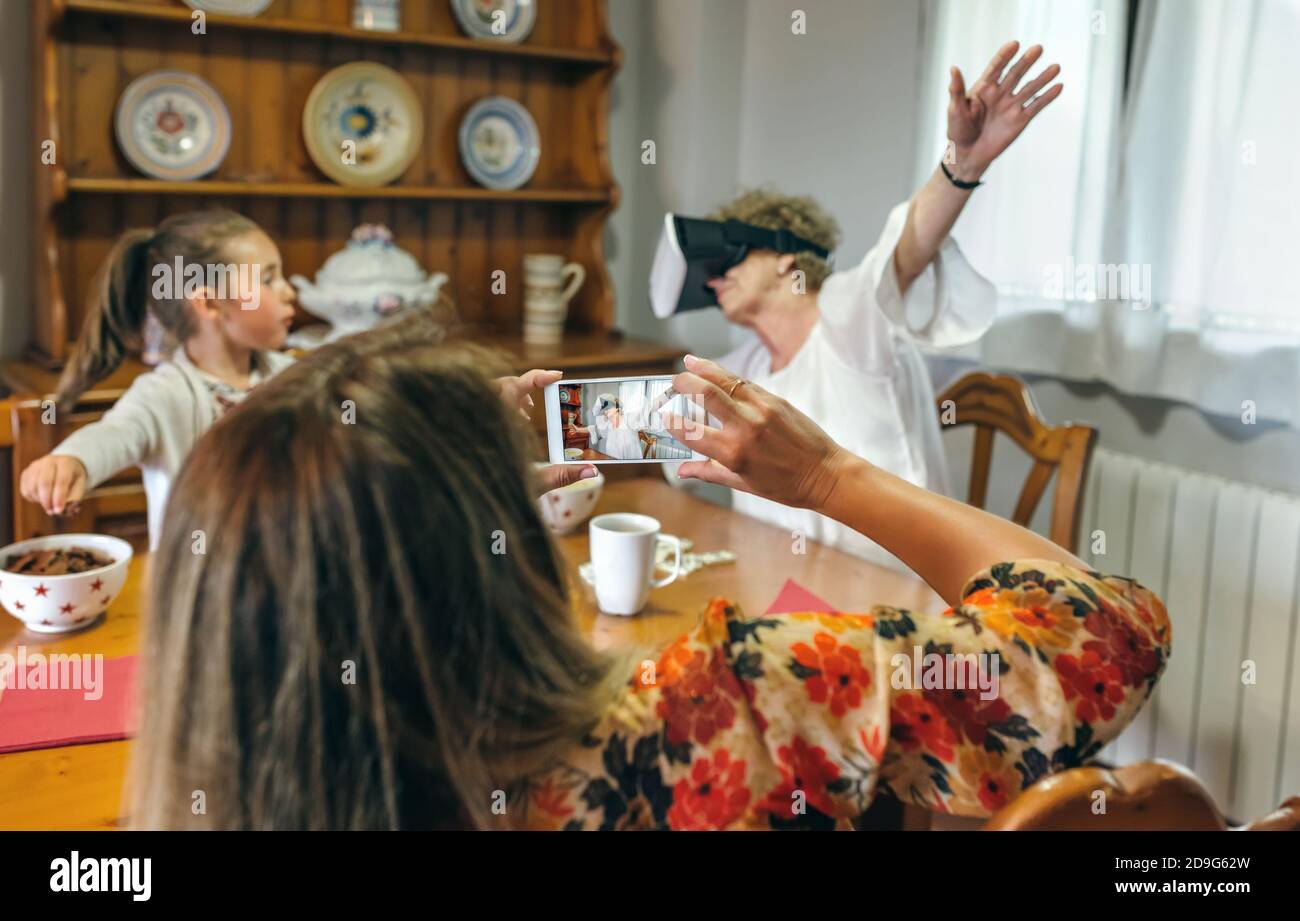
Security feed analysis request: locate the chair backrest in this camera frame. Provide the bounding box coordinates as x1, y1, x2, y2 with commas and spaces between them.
9, 394, 148, 543
936, 372, 1097, 554
984, 760, 1299, 831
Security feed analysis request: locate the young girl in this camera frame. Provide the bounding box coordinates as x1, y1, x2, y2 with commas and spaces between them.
19, 210, 298, 548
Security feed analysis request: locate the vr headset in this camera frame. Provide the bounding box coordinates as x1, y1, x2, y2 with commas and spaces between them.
649, 213, 832, 319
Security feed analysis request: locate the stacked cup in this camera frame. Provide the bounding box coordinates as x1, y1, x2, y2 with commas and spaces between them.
523, 253, 586, 345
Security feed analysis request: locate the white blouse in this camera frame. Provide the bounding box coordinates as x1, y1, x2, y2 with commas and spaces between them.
716, 200, 996, 572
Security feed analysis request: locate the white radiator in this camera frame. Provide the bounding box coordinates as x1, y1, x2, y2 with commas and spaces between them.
1080, 447, 1300, 821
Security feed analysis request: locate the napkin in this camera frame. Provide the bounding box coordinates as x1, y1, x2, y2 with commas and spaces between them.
0, 653, 138, 754
764, 579, 838, 615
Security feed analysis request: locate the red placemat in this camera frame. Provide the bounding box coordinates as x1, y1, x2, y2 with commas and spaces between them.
0, 653, 138, 754
764, 579, 837, 615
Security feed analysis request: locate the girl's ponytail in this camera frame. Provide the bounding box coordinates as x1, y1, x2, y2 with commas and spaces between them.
55, 228, 155, 414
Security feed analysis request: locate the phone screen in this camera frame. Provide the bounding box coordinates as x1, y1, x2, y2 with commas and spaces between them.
548, 375, 708, 463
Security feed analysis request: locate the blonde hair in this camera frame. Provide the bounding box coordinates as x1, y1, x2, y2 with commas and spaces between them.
129, 311, 630, 830
56, 209, 261, 414
710, 187, 841, 289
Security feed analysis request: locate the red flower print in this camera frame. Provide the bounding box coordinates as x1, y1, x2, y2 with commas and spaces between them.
642, 636, 694, 692
859, 724, 885, 763
668, 749, 751, 830
925, 686, 1012, 748
889, 693, 959, 762
739, 678, 768, 734
758, 736, 842, 818
1014, 604, 1059, 630
530, 776, 574, 819
1082, 602, 1158, 687
958, 749, 1020, 813
790, 631, 872, 717
1056, 649, 1126, 723
657, 648, 740, 747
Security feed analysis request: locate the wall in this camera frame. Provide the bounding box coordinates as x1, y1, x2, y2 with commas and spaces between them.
0, 0, 32, 359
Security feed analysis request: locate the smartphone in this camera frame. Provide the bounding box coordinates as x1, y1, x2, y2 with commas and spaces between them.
544, 375, 708, 464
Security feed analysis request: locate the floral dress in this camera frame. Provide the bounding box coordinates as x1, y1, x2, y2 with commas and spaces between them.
521, 560, 1170, 830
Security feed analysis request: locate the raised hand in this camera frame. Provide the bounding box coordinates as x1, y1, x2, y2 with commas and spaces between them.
946, 41, 1063, 179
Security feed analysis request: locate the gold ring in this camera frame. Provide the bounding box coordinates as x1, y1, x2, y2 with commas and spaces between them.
726, 378, 746, 398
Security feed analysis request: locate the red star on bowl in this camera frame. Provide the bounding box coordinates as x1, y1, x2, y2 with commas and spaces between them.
14, 601, 24, 611
101, 596, 111, 605
90, 578, 103, 592
60, 602, 75, 614
34, 583, 49, 597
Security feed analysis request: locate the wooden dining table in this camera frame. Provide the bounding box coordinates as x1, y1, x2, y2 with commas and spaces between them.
0, 478, 941, 830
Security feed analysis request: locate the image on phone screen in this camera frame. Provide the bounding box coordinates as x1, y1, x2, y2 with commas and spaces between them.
545, 375, 707, 463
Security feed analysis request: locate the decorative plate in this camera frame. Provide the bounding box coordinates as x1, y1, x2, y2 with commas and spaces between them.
458, 96, 540, 190
450, 0, 536, 43
182, 0, 274, 15
302, 62, 424, 188
113, 70, 232, 181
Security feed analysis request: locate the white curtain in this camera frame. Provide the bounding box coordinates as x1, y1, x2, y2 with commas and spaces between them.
919, 0, 1300, 428
1116, 0, 1300, 332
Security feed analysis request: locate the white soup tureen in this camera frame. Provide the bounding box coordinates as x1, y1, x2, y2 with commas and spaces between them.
291, 224, 448, 338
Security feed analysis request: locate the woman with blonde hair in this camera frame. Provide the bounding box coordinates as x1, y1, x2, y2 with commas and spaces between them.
130, 312, 1168, 830
700, 41, 1063, 572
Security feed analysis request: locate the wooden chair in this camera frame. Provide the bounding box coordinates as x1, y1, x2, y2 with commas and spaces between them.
936, 371, 1097, 554
9, 393, 148, 544
984, 759, 1300, 831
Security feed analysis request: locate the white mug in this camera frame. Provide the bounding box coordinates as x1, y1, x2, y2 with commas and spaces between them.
588, 513, 683, 615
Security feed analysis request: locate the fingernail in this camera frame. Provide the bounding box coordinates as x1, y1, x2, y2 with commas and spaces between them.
580, 466, 598, 479
684, 354, 698, 366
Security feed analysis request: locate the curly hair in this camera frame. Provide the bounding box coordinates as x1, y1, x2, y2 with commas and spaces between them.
709, 187, 842, 290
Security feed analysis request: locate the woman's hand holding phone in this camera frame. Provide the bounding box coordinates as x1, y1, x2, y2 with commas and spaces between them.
496, 368, 598, 496
663, 355, 853, 511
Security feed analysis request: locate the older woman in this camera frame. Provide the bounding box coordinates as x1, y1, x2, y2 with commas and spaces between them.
130, 315, 1167, 830
700, 41, 1063, 571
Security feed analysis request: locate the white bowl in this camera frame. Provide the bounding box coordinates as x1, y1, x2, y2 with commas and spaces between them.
0, 534, 133, 634
536, 467, 605, 536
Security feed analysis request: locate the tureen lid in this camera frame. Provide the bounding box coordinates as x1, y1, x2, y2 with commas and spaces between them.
315, 224, 428, 286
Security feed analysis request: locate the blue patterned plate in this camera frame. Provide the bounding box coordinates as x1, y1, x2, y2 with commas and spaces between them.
458, 96, 540, 190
